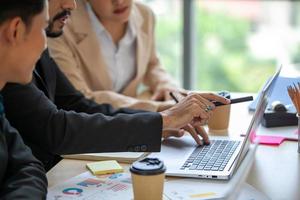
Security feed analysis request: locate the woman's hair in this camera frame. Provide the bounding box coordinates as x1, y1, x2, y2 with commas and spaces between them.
0, 0, 46, 27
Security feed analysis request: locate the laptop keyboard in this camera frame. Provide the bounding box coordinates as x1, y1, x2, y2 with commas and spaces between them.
180, 140, 240, 171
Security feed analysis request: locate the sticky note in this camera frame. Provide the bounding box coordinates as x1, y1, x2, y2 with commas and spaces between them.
255, 135, 285, 146
86, 160, 124, 175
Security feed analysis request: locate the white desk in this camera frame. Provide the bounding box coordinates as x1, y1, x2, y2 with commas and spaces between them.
47, 101, 300, 200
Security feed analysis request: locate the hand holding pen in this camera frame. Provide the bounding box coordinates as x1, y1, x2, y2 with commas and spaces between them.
170, 91, 253, 107
160, 92, 230, 145
164, 91, 253, 145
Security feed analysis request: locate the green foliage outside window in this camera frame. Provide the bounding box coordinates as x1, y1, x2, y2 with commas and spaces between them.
154, 5, 276, 92
195, 8, 276, 92
154, 13, 182, 85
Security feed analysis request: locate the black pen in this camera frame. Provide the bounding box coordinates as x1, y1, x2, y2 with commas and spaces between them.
213, 96, 253, 106
169, 92, 179, 103
169, 92, 253, 106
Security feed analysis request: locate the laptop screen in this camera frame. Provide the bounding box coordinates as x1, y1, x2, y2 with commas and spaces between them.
233, 66, 282, 171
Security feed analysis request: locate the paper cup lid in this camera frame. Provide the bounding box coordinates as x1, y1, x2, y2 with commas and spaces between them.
130, 158, 166, 175
218, 91, 231, 99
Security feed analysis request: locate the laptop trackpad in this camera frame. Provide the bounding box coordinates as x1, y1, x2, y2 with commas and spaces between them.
151, 136, 197, 168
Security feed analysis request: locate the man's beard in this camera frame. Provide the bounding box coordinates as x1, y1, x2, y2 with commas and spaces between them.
45, 23, 63, 38
45, 9, 71, 38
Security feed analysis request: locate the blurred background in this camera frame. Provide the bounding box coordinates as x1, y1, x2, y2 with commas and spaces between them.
138, 0, 300, 92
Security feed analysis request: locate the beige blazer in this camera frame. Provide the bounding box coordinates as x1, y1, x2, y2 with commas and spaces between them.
48, 0, 176, 111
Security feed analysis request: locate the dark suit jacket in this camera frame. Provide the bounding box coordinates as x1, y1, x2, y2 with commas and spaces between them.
2, 50, 162, 171
0, 101, 47, 199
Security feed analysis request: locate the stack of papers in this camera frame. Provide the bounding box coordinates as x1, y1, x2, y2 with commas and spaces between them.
47, 171, 269, 200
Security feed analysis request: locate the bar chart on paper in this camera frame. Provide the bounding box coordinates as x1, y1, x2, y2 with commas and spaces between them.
47, 172, 133, 200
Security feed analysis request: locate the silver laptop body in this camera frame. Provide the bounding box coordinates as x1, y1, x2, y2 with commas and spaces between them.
151, 67, 281, 180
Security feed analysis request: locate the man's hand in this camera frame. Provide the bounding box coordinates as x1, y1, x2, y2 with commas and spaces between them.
160, 92, 230, 145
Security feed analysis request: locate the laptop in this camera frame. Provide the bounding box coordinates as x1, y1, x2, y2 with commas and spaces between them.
150, 66, 282, 180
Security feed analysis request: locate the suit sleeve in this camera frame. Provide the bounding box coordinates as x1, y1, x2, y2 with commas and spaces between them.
48, 37, 160, 111
2, 82, 162, 156
0, 117, 47, 199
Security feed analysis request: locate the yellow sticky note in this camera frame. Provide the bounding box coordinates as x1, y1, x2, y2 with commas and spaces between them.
86, 160, 124, 175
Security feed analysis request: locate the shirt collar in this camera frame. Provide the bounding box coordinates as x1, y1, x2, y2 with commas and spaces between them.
86, 3, 106, 36
86, 2, 137, 39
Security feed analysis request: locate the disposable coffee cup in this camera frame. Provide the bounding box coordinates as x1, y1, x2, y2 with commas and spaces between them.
208, 91, 231, 134
130, 158, 166, 200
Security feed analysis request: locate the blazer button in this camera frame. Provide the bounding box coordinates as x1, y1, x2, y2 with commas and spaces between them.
141, 145, 147, 151
134, 146, 141, 152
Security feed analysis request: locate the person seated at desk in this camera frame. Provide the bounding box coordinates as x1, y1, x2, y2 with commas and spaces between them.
0, 0, 48, 198
48, 0, 182, 112
2, 0, 230, 172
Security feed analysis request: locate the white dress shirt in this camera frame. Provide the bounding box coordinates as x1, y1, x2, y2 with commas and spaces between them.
87, 3, 137, 93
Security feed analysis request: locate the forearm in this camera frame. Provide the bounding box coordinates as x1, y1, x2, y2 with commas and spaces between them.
81, 90, 162, 112
2, 83, 163, 156
53, 64, 153, 115
58, 111, 163, 154
55, 88, 159, 114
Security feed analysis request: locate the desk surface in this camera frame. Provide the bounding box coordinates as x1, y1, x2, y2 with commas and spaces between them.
47, 101, 300, 200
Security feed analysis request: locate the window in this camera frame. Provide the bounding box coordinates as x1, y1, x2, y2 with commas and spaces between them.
195, 0, 300, 92
138, 0, 300, 92
137, 0, 183, 85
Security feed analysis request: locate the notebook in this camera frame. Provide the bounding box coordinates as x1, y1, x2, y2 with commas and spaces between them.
63, 152, 149, 163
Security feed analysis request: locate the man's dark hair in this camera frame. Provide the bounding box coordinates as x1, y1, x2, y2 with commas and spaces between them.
0, 0, 45, 27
